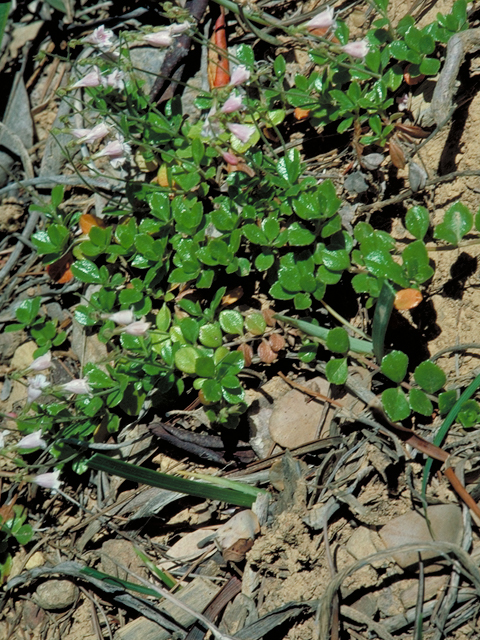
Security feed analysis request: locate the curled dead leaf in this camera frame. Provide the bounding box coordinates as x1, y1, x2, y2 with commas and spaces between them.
404, 64, 425, 86
258, 340, 278, 363
237, 343, 253, 367
268, 333, 285, 352
394, 288, 423, 310
389, 138, 406, 169
262, 308, 276, 327
216, 510, 260, 562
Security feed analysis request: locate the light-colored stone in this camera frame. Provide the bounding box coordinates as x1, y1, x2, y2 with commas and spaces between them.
378, 504, 463, 570
25, 552, 45, 570
10, 341, 38, 370
34, 579, 78, 611
269, 377, 328, 449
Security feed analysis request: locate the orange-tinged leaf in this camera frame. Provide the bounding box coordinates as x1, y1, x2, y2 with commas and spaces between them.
222, 286, 243, 306
389, 138, 406, 169
79, 213, 106, 235
237, 343, 253, 367
294, 107, 311, 120
210, 8, 230, 88
395, 123, 430, 139
394, 288, 423, 310
404, 65, 425, 86
47, 251, 75, 284
258, 340, 277, 363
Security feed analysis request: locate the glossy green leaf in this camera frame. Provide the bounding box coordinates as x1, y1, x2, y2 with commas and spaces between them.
201, 379, 223, 403
405, 206, 430, 240
199, 323, 223, 348
409, 388, 433, 416
245, 313, 266, 335
71, 260, 102, 284
419, 57, 441, 75
434, 202, 473, 245
174, 346, 199, 374
326, 327, 350, 354
15, 297, 41, 326
325, 357, 348, 384
414, 361, 446, 393
195, 356, 215, 378
288, 222, 315, 246
219, 310, 244, 335
381, 350, 408, 383
382, 387, 410, 421
438, 390, 457, 415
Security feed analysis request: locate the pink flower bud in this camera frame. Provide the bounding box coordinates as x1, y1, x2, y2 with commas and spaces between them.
93, 136, 131, 168
105, 69, 125, 90
306, 7, 336, 30
143, 30, 173, 47
27, 374, 49, 405
229, 65, 251, 87
221, 94, 244, 114
123, 321, 151, 336
61, 378, 92, 394
27, 352, 52, 372
33, 470, 61, 492
342, 40, 370, 59
221, 150, 240, 165
71, 66, 103, 89
227, 123, 255, 144
16, 430, 47, 450
108, 310, 135, 325
396, 93, 409, 111
72, 123, 110, 144
83, 25, 115, 51
170, 22, 190, 34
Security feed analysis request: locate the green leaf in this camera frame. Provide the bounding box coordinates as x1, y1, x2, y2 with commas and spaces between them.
15, 297, 41, 326
409, 388, 433, 416
219, 310, 244, 335
277, 148, 302, 184
321, 248, 350, 271
381, 350, 408, 383
288, 222, 315, 246
439, 390, 457, 414
87, 454, 257, 507
414, 361, 446, 393
243, 224, 267, 245
199, 323, 223, 348
0, 3, 12, 62
372, 280, 395, 362
179, 317, 200, 344
382, 387, 410, 421
236, 43, 255, 68
195, 356, 215, 378
174, 346, 199, 374
419, 57, 441, 75
245, 313, 266, 335
405, 206, 430, 240
71, 260, 102, 284
325, 357, 348, 385
156, 304, 171, 332
402, 240, 434, 284
274, 54, 286, 77
255, 252, 274, 271
13, 523, 34, 545
201, 379, 223, 403
458, 399, 480, 428
294, 292, 311, 309
326, 327, 350, 354
434, 202, 473, 245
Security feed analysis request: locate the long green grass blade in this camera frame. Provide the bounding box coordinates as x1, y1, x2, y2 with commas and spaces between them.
80, 566, 163, 597
372, 281, 395, 362
274, 314, 373, 354
422, 372, 480, 495
134, 547, 177, 590
87, 454, 256, 507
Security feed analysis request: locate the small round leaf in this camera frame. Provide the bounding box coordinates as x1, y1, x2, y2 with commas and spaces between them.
174, 346, 199, 374
219, 310, 244, 335
326, 327, 350, 354
382, 387, 410, 421
381, 350, 408, 383
408, 388, 433, 416
199, 323, 223, 348
245, 313, 267, 336
458, 400, 480, 428
325, 357, 348, 385
414, 361, 446, 393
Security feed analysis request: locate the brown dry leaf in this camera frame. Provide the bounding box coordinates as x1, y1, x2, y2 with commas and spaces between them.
237, 343, 253, 367
46, 251, 75, 284
262, 308, 276, 327
258, 340, 277, 363
79, 213, 106, 235
217, 510, 260, 562
268, 333, 285, 352
389, 138, 406, 169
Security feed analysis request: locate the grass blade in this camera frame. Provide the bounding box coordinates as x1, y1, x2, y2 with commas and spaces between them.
274, 314, 373, 354
87, 454, 257, 507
